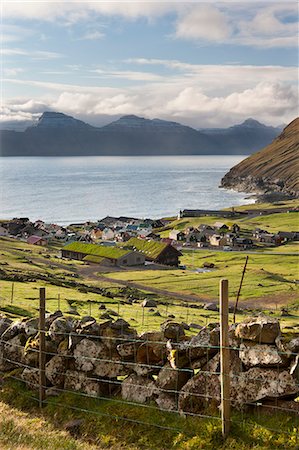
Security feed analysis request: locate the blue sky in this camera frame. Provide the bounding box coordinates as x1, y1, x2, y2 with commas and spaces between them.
2, 1, 298, 128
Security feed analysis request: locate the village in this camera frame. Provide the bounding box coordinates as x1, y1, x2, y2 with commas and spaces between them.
0, 205, 298, 271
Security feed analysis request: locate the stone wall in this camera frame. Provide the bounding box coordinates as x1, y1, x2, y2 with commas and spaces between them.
0, 313, 298, 414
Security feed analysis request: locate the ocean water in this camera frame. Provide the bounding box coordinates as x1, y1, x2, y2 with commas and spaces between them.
0, 156, 253, 224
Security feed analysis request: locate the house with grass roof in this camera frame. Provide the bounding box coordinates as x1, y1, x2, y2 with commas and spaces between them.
124, 237, 182, 266
61, 242, 145, 267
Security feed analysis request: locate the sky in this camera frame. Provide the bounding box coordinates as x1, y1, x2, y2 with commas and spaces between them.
1, 1, 298, 128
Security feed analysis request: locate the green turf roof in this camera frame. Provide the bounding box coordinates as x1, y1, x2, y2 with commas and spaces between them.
62, 242, 131, 259
83, 255, 105, 263
125, 238, 168, 260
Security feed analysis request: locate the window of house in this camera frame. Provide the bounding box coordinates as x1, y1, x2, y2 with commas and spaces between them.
123, 259, 127, 264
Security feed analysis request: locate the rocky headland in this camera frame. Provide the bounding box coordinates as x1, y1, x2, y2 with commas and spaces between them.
221, 118, 299, 199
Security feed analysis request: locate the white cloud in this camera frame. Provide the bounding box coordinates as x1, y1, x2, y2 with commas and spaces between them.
3, 67, 24, 77
173, 3, 298, 48
3, 2, 298, 48
80, 31, 105, 40
90, 68, 164, 81
3, 73, 297, 128
124, 59, 298, 94
236, 4, 299, 48
175, 5, 231, 41
2, 1, 181, 22
2, 48, 64, 59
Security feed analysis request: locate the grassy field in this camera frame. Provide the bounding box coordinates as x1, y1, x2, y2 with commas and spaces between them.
159, 211, 299, 237
105, 250, 299, 303
1, 236, 298, 333
226, 199, 299, 211
0, 380, 298, 450
0, 220, 299, 449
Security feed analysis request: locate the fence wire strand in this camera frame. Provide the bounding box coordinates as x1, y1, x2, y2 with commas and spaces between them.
0, 284, 298, 443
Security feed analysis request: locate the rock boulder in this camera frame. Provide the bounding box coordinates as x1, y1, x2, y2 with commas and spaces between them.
235, 315, 280, 344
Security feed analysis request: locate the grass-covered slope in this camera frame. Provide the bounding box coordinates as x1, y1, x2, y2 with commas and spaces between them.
221, 118, 299, 197
0, 380, 298, 450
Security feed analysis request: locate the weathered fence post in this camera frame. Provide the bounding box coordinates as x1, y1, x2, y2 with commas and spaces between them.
11, 282, 14, 304
39, 287, 46, 408
220, 279, 231, 439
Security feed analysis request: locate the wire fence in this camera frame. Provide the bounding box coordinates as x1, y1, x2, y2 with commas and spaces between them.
0, 282, 298, 443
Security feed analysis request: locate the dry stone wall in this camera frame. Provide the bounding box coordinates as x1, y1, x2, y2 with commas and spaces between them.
0, 313, 298, 415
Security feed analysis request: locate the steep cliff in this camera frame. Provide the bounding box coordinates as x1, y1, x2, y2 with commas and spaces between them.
221, 118, 299, 198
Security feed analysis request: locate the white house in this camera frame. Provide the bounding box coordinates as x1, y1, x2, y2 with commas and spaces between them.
102, 227, 115, 241
0, 226, 9, 236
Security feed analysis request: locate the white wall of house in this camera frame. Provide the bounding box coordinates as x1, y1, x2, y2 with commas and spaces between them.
0, 226, 9, 236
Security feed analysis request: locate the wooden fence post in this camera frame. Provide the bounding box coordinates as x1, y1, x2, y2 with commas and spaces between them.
39, 287, 46, 408
11, 282, 14, 304
220, 279, 231, 439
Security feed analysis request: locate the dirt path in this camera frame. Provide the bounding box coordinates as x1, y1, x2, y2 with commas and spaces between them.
30, 257, 298, 309
78, 265, 210, 303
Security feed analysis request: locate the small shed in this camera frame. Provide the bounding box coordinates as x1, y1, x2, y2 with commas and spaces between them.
169, 230, 185, 241
27, 235, 47, 246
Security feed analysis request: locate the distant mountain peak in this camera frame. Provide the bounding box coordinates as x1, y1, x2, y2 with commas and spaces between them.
103, 114, 195, 132
241, 118, 265, 128
119, 114, 143, 120
35, 111, 92, 129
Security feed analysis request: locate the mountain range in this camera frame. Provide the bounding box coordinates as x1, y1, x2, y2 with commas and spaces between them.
0, 111, 282, 156
221, 118, 299, 198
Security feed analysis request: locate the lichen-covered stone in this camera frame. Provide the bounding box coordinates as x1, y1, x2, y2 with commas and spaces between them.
135, 331, 167, 371
46, 355, 66, 387
64, 370, 102, 397
121, 374, 157, 403
0, 334, 26, 371
23, 318, 38, 337
0, 317, 13, 337
1, 321, 23, 342
167, 326, 219, 369
48, 318, 73, 343
204, 350, 243, 375
21, 367, 40, 391
94, 352, 128, 378
73, 338, 108, 372
117, 341, 139, 360
160, 322, 185, 341
156, 362, 192, 392
178, 372, 221, 414
288, 338, 299, 355
235, 315, 280, 344
230, 368, 299, 407
155, 392, 177, 411
239, 343, 288, 367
